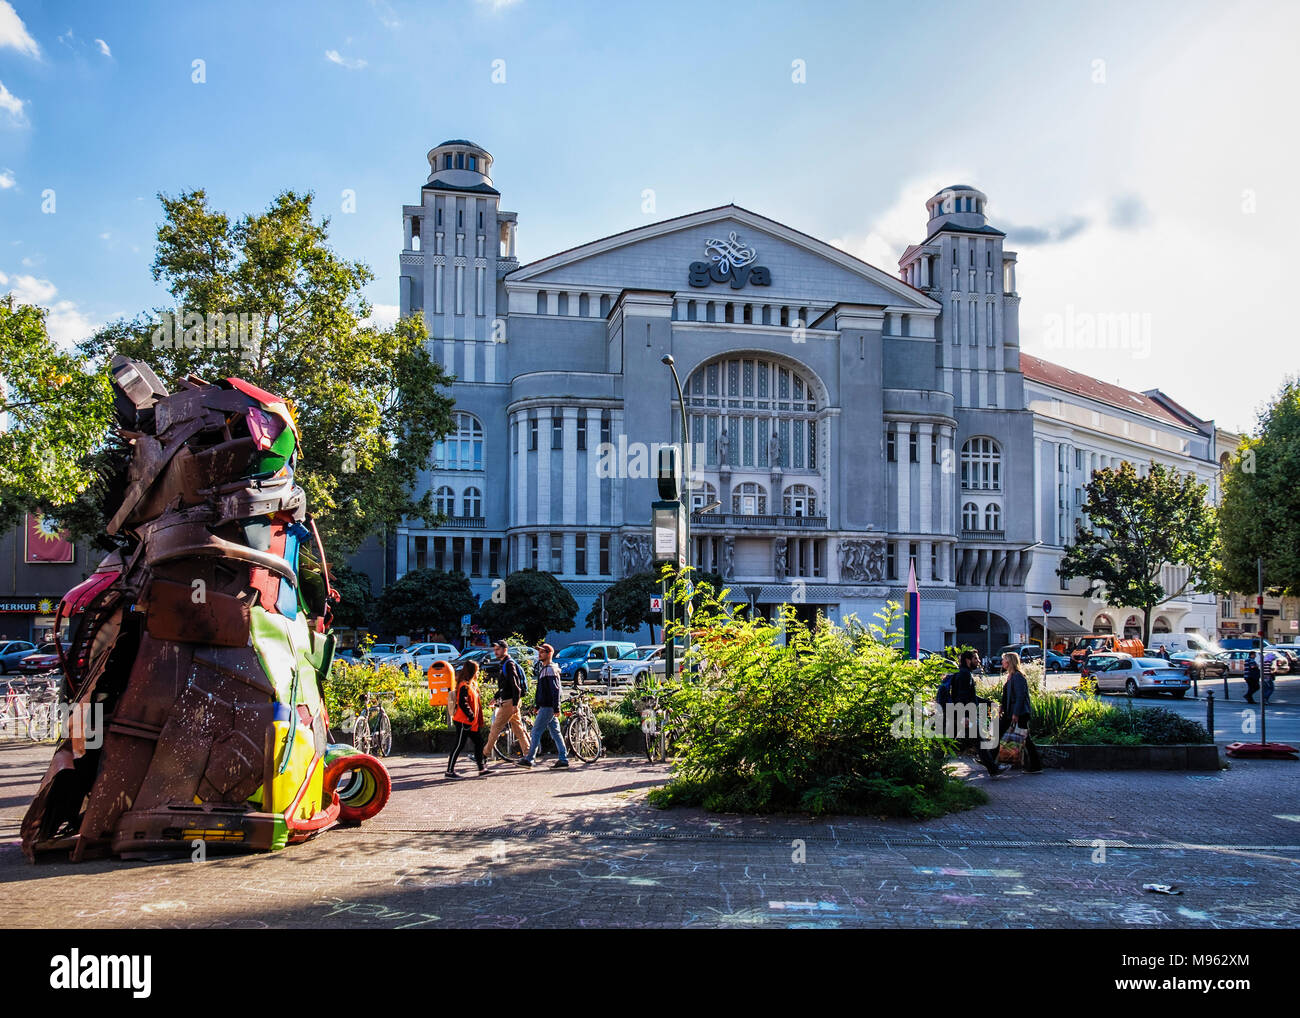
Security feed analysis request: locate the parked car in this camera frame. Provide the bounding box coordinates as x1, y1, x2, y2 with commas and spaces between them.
1090, 655, 1191, 698
1168, 650, 1228, 682
1147, 633, 1222, 656
1218, 648, 1288, 675
554, 640, 637, 686
1070, 635, 1145, 670
15, 641, 68, 675
1220, 637, 1274, 651
0, 640, 38, 675
601, 645, 672, 687
1079, 652, 1125, 681
457, 645, 537, 682
1271, 644, 1300, 671
403, 642, 459, 672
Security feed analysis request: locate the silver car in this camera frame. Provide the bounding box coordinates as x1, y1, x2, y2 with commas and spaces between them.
600, 645, 668, 687
1092, 655, 1191, 698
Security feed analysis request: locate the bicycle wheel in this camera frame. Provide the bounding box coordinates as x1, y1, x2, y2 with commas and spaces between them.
643, 711, 664, 763
351, 713, 373, 755
374, 708, 393, 757
27, 702, 52, 741
571, 715, 603, 763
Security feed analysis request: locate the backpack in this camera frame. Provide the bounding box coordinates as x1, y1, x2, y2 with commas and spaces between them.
507, 655, 527, 698
937, 672, 955, 706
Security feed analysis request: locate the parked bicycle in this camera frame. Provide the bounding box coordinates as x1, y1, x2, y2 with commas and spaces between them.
488, 688, 604, 764
638, 683, 681, 764
351, 689, 394, 757
0, 679, 58, 742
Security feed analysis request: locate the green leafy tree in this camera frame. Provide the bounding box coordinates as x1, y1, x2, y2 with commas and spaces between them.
1057, 461, 1219, 647
0, 298, 114, 532
1218, 380, 1300, 596
329, 563, 376, 630
80, 189, 455, 555
587, 568, 726, 639
376, 568, 477, 641
477, 568, 578, 644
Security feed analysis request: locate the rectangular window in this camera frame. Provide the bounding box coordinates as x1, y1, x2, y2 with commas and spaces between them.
457, 209, 463, 229
909, 543, 918, 575
886, 429, 896, 462
909, 432, 919, 463
470, 539, 482, 577
528, 419, 538, 451
575, 534, 587, 575
455, 153, 464, 169
576, 417, 587, 451
931, 434, 940, 464
550, 534, 563, 573
600, 415, 611, 446
433, 536, 445, 571
414, 535, 428, 571
489, 538, 501, 578
886, 544, 896, 581
529, 535, 539, 570
930, 544, 938, 580
599, 535, 611, 576
477, 210, 483, 229
552, 415, 563, 450
443, 154, 452, 169
469, 155, 477, 171
436, 207, 442, 227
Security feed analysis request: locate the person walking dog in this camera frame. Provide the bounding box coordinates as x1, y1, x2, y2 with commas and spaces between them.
482, 640, 531, 765
446, 661, 487, 778
517, 643, 569, 769
998, 652, 1043, 773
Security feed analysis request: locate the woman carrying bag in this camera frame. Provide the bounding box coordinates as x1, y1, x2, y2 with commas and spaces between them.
998, 652, 1043, 773
446, 661, 487, 778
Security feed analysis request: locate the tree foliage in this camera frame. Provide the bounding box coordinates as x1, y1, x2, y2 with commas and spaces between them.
375, 568, 477, 641
329, 563, 376, 630
586, 568, 726, 637
1057, 461, 1219, 646
0, 299, 114, 532
477, 569, 578, 645
78, 189, 455, 555
1218, 380, 1300, 596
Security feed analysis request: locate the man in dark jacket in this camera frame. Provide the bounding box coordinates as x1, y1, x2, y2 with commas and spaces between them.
1243, 655, 1261, 703
517, 642, 569, 769
482, 640, 531, 765
946, 650, 1002, 776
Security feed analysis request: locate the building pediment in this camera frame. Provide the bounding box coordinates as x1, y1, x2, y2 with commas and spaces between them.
506, 205, 937, 310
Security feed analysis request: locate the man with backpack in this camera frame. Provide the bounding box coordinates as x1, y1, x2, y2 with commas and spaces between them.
939, 650, 1002, 777
483, 640, 531, 765
517, 642, 570, 769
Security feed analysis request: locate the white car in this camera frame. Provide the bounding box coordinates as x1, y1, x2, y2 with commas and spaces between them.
403, 642, 459, 672
1091, 655, 1191, 698
600, 645, 668, 687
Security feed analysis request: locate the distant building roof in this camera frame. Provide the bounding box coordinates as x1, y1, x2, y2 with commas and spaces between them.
437, 138, 481, 148
1142, 388, 1213, 434
422, 178, 501, 195
924, 222, 1006, 240
1020, 353, 1192, 429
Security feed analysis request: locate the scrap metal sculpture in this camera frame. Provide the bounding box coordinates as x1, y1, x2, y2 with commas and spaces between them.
21, 357, 390, 860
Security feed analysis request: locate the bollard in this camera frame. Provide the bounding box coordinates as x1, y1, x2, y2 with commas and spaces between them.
1206, 690, 1214, 737
1222, 670, 1229, 701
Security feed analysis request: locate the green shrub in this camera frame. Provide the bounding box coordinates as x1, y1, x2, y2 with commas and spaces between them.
644, 576, 983, 818
324, 659, 406, 724
1131, 706, 1212, 745
595, 710, 634, 752
388, 688, 449, 738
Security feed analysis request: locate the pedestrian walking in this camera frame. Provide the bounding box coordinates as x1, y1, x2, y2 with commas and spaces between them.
941, 650, 1002, 776
998, 652, 1043, 773
1260, 653, 1275, 705
516, 643, 569, 769
1243, 654, 1261, 704
446, 661, 487, 778
482, 639, 531, 765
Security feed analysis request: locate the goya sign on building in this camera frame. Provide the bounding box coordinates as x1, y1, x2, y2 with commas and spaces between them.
688, 232, 772, 289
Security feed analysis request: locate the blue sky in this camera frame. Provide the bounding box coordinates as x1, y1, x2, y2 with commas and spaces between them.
1, 0, 1295, 432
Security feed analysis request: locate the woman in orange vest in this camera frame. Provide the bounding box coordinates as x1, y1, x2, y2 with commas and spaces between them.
446, 661, 486, 778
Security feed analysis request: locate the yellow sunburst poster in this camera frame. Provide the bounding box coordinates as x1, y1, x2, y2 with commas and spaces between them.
24, 514, 75, 564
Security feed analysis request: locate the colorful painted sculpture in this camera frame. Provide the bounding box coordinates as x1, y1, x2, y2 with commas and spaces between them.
21, 358, 390, 860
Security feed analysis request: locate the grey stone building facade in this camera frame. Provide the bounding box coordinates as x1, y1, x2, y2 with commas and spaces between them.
387, 139, 1041, 649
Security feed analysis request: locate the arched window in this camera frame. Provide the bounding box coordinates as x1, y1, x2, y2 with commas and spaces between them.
462, 486, 482, 518
732, 482, 768, 515
783, 484, 817, 518
684, 356, 819, 470
690, 481, 718, 513
961, 437, 1001, 491
1153, 616, 1171, 634
962, 502, 979, 530
434, 486, 455, 516
1093, 614, 1113, 635
984, 502, 1002, 531
434, 413, 484, 471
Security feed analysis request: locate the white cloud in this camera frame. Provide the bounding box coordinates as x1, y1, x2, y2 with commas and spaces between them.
830, 171, 972, 273
0, 167, 14, 189
369, 0, 400, 28
325, 49, 367, 70
5, 273, 56, 304
0, 2, 40, 59
45, 300, 99, 347
94, 37, 111, 57
476, 0, 523, 10
363, 303, 400, 329
0, 79, 28, 124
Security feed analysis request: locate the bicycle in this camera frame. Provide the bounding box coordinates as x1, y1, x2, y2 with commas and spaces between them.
563, 688, 604, 763
638, 684, 681, 764
351, 689, 394, 757
0, 681, 31, 740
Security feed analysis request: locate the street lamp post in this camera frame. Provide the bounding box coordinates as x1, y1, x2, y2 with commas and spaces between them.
662, 355, 691, 680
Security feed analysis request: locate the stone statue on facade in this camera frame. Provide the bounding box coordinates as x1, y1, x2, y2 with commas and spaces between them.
769, 431, 781, 468
838, 538, 887, 582
721, 535, 735, 580
773, 536, 787, 580
620, 533, 653, 576
717, 426, 730, 467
